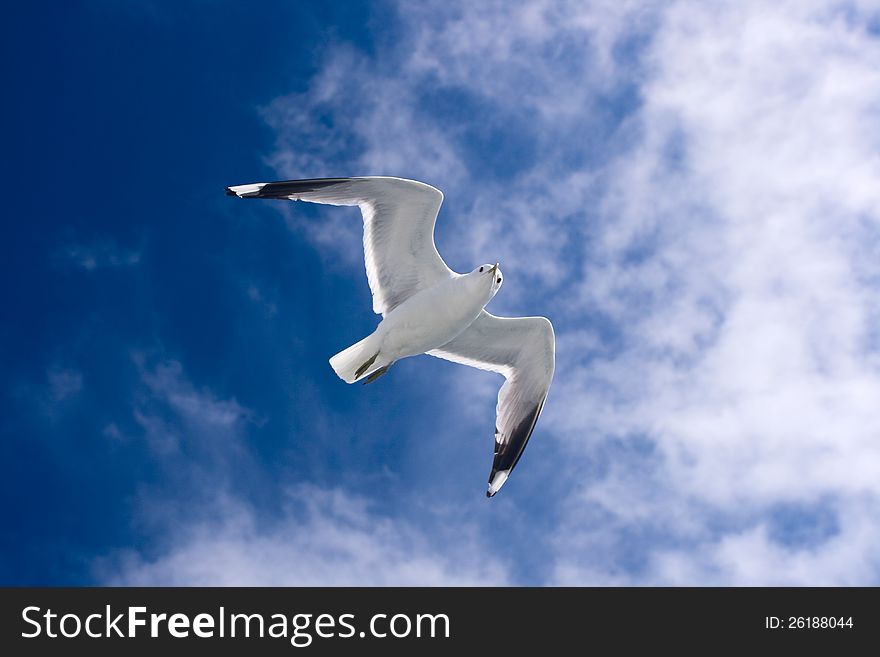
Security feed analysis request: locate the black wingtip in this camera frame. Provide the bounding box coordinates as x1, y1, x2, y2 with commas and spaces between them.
225, 186, 237, 196
486, 489, 495, 499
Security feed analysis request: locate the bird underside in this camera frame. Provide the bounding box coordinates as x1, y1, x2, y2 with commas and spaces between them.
226, 176, 555, 498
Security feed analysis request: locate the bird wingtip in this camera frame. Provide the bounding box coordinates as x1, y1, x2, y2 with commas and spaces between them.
486, 469, 509, 498
225, 183, 266, 198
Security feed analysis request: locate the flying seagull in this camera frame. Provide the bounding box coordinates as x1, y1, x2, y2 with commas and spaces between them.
226, 177, 555, 497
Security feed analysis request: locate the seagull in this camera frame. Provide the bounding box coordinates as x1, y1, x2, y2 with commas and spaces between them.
226, 177, 555, 497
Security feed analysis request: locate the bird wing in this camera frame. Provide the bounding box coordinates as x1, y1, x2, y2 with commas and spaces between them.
227, 177, 452, 315
428, 311, 555, 497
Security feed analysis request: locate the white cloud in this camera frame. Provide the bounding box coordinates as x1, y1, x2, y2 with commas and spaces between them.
257, 0, 880, 585
101, 485, 509, 586
102, 356, 507, 586
47, 367, 83, 402
550, 0, 880, 584
648, 499, 880, 586
59, 238, 142, 271
16, 366, 85, 421
139, 359, 249, 430
115, 354, 255, 460
246, 283, 278, 318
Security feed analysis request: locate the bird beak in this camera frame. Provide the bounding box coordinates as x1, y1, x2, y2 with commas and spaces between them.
490, 262, 499, 274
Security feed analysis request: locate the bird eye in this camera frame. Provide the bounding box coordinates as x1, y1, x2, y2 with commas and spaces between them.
497, 277, 501, 283
479, 266, 484, 272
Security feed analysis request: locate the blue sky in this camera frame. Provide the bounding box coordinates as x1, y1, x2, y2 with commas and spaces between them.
4, 0, 880, 586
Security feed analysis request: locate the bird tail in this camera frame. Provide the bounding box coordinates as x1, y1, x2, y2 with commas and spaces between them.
329, 332, 386, 384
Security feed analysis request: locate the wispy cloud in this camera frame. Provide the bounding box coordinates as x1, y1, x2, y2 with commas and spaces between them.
547, 0, 880, 585
100, 484, 509, 586
47, 367, 83, 402
58, 238, 142, 271
126, 355, 252, 457
101, 355, 508, 586
245, 283, 278, 318
14, 366, 84, 421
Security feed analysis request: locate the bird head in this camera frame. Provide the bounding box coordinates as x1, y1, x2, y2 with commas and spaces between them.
473, 262, 503, 294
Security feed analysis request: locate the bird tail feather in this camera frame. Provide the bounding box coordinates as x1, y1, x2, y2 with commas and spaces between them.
329, 333, 384, 384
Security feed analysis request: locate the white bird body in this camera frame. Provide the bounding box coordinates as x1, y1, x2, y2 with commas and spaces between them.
328, 265, 501, 384
227, 176, 554, 497
375, 270, 497, 363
